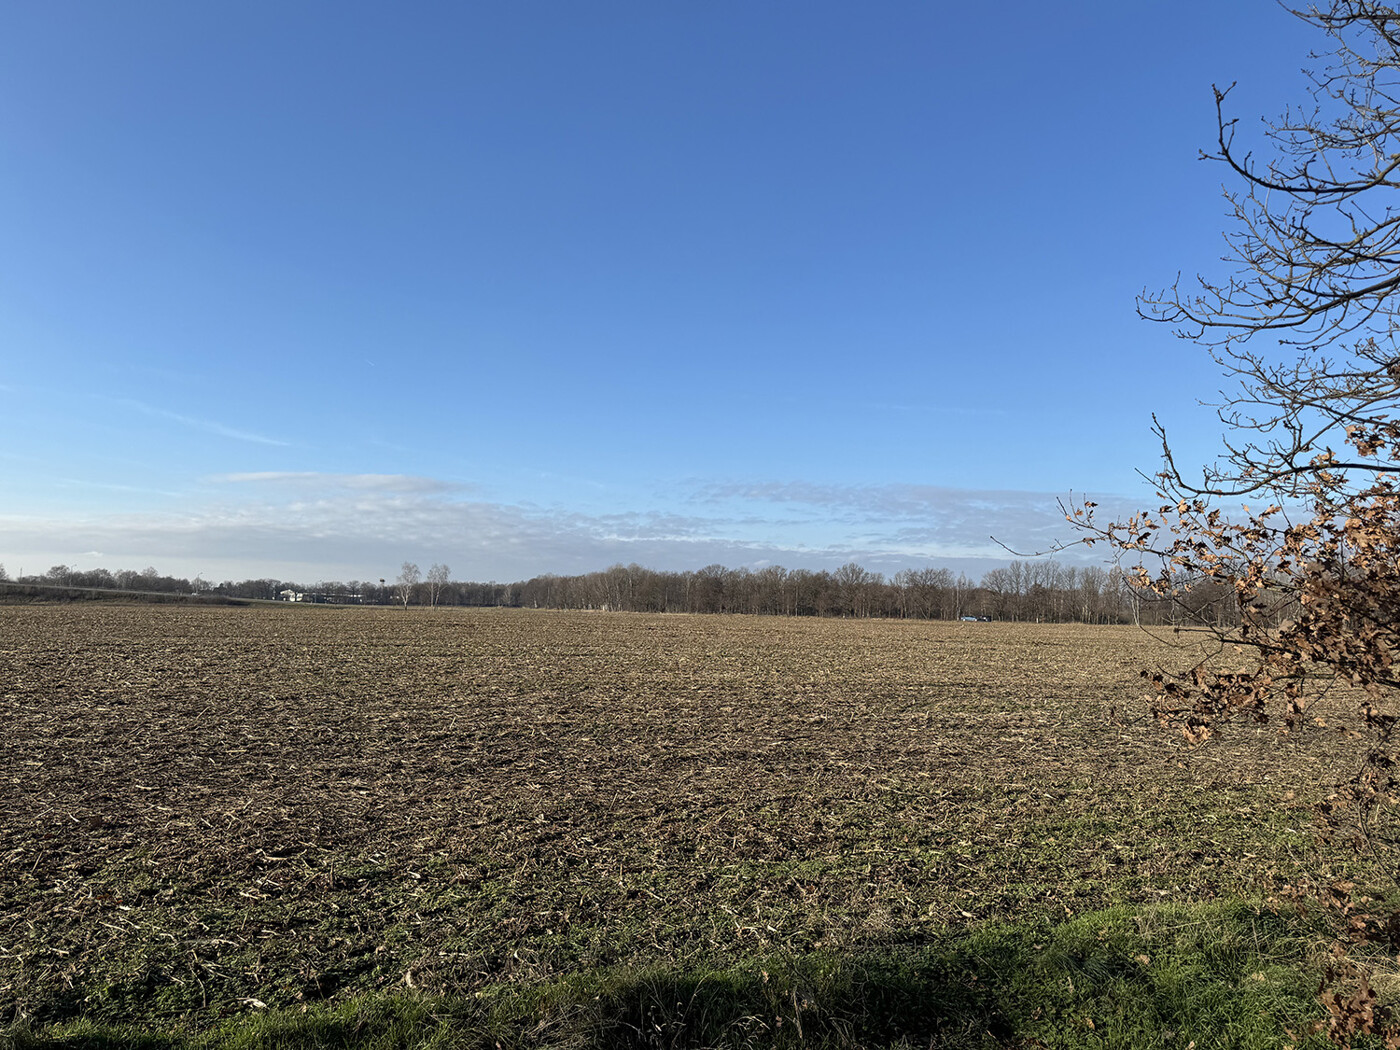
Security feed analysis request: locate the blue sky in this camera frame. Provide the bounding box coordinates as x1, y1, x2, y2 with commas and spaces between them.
1, 2, 1322, 583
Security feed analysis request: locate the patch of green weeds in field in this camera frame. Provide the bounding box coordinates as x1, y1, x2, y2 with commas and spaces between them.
4, 899, 1360, 1049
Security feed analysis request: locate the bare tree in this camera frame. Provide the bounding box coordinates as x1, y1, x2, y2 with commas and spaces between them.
980, 567, 1015, 621
950, 572, 973, 620
753, 565, 788, 615
1079, 7, 1400, 1042
1140, 4, 1400, 499
913, 567, 953, 620
833, 562, 873, 617
426, 563, 450, 607
395, 562, 421, 608
1110, 2, 1400, 725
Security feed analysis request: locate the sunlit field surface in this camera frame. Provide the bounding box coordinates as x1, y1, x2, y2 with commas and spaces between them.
0, 605, 1373, 1047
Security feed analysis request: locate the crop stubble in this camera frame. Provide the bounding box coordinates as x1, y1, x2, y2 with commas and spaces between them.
0, 604, 1364, 1026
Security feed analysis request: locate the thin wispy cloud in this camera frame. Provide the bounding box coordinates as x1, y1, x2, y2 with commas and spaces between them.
115, 398, 289, 447
55, 478, 183, 498
692, 480, 1146, 560
209, 472, 467, 494
697, 480, 1090, 518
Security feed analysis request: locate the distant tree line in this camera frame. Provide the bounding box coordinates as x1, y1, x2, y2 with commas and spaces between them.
0, 558, 1257, 627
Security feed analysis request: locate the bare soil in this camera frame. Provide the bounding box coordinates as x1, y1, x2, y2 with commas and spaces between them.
0, 604, 1363, 1027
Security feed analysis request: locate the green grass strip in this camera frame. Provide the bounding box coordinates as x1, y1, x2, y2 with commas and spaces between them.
2, 900, 1361, 1049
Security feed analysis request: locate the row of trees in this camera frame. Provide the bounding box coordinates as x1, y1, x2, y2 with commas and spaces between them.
1, 563, 204, 595
504, 560, 1151, 622
0, 557, 1236, 625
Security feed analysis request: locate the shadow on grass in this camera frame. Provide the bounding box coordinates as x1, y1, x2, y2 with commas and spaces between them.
544, 943, 1017, 1049
3, 901, 1344, 1050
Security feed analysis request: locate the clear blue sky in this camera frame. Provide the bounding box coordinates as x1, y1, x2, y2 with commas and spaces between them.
1, 2, 1322, 583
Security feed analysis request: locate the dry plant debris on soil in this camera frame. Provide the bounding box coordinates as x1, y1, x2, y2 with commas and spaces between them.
0, 605, 1372, 1029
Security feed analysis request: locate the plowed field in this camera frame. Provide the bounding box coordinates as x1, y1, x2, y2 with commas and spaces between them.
0, 604, 1362, 1028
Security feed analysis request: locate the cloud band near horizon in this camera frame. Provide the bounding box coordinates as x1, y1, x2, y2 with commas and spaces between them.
0, 473, 1136, 584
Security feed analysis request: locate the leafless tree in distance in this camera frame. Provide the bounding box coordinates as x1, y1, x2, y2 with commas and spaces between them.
395, 562, 421, 608
426, 563, 450, 607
